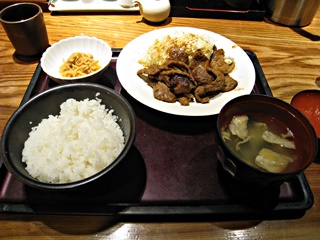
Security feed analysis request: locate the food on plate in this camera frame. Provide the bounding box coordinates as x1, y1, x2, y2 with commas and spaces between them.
137, 33, 238, 106
138, 33, 215, 67
220, 115, 297, 173
59, 52, 101, 77
22, 96, 125, 183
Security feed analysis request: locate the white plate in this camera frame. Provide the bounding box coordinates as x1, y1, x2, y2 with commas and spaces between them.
116, 27, 256, 116
48, 0, 139, 12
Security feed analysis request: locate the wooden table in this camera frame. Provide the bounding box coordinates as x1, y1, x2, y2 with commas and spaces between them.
0, 7, 320, 239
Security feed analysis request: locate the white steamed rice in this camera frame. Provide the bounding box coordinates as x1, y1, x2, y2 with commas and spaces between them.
22, 96, 125, 184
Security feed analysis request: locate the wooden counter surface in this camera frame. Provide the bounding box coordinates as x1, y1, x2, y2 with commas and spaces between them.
0, 7, 320, 239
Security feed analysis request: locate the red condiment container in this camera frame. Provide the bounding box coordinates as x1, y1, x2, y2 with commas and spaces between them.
291, 90, 320, 163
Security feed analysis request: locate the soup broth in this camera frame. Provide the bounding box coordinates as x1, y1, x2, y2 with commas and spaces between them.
221, 114, 298, 173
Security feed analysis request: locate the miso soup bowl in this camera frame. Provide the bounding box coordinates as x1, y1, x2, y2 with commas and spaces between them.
217, 94, 318, 187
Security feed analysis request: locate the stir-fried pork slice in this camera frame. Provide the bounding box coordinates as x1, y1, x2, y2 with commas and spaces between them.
156, 69, 196, 94
168, 46, 189, 64
152, 82, 177, 103
194, 86, 211, 103
189, 49, 210, 70
194, 73, 226, 103
157, 61, 196, 94
178, 96, 190, 106
159, 68, 190, 80
137, 64, 168, 76
169, 74, 195, 95
222, 75, 238, 92
191, 67, 214, 85
209, 47, 235, 75
166, 61, 192, 75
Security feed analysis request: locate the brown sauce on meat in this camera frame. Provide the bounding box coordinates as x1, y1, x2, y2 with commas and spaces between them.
137, 46, 238, 106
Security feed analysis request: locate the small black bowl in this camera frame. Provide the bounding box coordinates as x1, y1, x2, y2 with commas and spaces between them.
1, 83, 136, 191
217, 94, 318, 187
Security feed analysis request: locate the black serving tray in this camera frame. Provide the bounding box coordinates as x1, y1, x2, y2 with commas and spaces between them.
0, 49, 314, 221
170, 0, 265, 21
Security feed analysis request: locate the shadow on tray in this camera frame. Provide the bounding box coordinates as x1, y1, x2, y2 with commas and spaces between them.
217, 163, 281, 211
121, 89, 218, 135
24, 145, 147, 214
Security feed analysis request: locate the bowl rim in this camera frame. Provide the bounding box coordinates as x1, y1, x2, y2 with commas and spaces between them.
291, 89, 320, 133
217, 94, 318, 176
1, 82, 136, 191
40, 36, 113, 81
291, 89, 320, 104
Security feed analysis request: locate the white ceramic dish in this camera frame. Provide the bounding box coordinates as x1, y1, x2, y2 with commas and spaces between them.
116, 27, 256, 116
48, 0, 139, 12
41, 36, 112, 84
